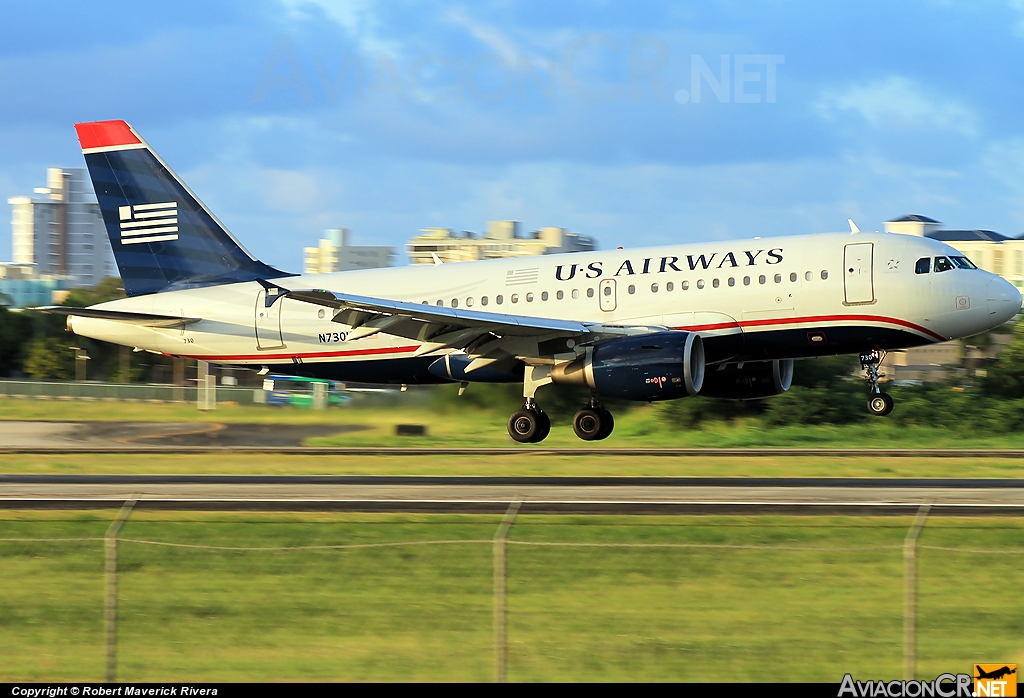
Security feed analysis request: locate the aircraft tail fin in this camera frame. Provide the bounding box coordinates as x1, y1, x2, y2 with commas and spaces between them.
74, 120, 291, 296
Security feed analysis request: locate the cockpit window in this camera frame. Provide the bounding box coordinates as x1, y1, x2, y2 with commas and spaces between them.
915, 257, 930, 274
950, 256, 978, 270
934, 256, 954, 272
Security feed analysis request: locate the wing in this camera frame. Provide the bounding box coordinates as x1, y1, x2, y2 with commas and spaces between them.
285, 287, 662, 371
32, 306, 201, 328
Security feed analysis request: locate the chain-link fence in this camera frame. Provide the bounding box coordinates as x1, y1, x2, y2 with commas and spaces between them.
1, 508, 1022, 682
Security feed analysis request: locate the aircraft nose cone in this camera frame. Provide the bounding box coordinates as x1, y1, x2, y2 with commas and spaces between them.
987, 277, 1022, 326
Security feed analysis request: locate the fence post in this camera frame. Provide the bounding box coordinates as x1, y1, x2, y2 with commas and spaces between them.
494, 501, 521, 684
105, 498, 137, 683
904, 503, 931, 681
197, 360, 215, 411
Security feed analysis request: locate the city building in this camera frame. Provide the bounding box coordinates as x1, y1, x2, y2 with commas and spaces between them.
884, 215, 1024, 288
881, 214, 1024, 381
7, 167, 115, 287
303, 228, 395, 274
0, 264, 73, 308
406, 221, 597, 265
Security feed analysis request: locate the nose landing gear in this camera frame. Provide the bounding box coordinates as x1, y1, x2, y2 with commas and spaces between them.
860, 350, 894, 416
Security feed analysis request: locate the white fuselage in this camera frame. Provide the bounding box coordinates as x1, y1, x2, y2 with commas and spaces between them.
69, 231, 1021, 378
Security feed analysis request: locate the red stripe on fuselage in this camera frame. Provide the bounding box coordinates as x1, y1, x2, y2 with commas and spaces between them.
184, 344, 421, 362
74, 121, 142, 150
675, 313, 945, 341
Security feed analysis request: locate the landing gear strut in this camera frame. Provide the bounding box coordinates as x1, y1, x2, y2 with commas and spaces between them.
860, 349, 894, 416
572, 398, 614, 441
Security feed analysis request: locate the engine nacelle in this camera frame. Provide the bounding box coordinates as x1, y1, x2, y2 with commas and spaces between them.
699, 359, 794, 400
550, 331, 704, 401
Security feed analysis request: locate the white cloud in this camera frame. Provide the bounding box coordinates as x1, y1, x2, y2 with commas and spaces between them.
278, 0, 398, 54
815, 75, 979, 136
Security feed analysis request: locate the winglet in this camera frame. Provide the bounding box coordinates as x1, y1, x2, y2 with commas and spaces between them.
848, 219, 861, 233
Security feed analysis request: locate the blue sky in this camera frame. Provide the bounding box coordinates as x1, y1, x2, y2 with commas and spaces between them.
4, 1, 1024, 270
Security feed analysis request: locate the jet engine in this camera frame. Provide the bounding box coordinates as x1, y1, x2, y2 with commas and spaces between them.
699, 359, 794, 400
550, 331, 704, 401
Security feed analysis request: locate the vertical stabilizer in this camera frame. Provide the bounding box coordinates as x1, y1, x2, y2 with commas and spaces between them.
75, 120, 291, 296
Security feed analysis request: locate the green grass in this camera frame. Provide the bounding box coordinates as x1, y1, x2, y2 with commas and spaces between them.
5, 452, 1024, 478
0, 512, 1021, 682
4, 396, 1024, 449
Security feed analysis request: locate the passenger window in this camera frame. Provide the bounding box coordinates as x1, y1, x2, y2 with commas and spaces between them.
821, 270, 828, 280
511, 294, 519, 303
526, 293, 534, 302
774, 274, 782, 283
934, 256, 953, 272
628, 284, 636, 294
451, 299, 458, 308
651, 283, 658, 293
728, 278, 735, 287
556, 290, 564, 300
915, 258, 930, 274
604, 286, 612, 296
572, 289, 579, 299
759, 275, 766, 284
697, 280, 705, 289
466, 298, 473, 307
805, 271, 812, 281
541, 291, 548, 301
436, 300, 443, 306
496, 295, 504, 304
682, 281, 689, 290
743, 276, 751, 285
481, 296, 488, 306
712, 279, 720, 288
666, 282, 674, 291
789, 273, 797, 282
587, 288, 595, 298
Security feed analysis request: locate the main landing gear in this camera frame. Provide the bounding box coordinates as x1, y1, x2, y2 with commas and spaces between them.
505, 365, 615, 443
507, 400, 551, 444
572, 399, 614, 441
860, 349, 894, 416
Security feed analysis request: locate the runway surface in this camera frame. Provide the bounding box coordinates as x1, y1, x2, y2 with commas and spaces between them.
2, 475, 1023, 515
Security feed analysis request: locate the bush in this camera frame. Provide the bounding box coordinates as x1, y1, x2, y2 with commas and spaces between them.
23, 338, 76, 380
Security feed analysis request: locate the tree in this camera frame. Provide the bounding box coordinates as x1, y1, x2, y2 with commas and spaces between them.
0, 306, 32, 376
23, 338, 76, 380
982, 320, 1024, 398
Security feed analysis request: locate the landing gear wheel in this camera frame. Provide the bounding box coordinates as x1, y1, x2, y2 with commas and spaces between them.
573, 407, 609, 441
508, 406, 550, 443
597, 409, 614, 440
867, 392, 894, 417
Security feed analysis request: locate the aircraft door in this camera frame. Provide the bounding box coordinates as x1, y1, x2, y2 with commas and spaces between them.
599, 278, 617, 311
843, 243, 875, 304
255, 290, 285, 350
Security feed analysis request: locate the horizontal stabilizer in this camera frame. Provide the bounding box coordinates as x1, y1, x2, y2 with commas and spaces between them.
33, 306, 201, 328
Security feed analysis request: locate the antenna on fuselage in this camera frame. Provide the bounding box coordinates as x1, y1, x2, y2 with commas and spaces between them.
848, 219, 861, 233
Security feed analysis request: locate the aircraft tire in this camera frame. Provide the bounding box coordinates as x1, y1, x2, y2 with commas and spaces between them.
867, 392, 894, 416
595, 409, 614, 440
573, 408, 606, 441
509, 408, 543, 443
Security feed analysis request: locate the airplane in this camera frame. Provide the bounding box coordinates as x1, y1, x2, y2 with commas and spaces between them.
41, 119, 1022, 443
976, 666, 1016, 681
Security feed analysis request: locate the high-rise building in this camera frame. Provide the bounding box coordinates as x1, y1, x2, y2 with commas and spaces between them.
406, 221, 597, 265
7, 168, 115, 286
303, 228, 395, 274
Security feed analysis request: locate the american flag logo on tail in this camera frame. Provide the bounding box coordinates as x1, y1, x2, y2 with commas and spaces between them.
118, 202, 178, 245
